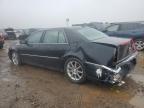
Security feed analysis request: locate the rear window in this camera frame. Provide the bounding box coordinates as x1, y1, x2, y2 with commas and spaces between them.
77, 27, 108, 41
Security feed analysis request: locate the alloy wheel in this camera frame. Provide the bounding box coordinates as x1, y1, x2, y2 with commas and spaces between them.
135, 40, 144, 51
66, 60, 83, 81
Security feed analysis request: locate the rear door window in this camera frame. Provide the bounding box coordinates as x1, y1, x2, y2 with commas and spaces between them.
43, 31, 59, 43
42, 30, 67, 44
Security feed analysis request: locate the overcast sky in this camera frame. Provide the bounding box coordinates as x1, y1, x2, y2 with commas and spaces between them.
0, 0, 144, 28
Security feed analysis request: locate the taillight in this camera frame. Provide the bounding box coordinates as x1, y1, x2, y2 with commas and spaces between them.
120, 40, 129, 45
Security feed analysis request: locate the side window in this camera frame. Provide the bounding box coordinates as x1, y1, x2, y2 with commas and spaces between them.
120, 24, 133, 31
43, 31, 58, 43
27, 31, 43, 43
58, 31, 67, 43
107, 25, 119, 32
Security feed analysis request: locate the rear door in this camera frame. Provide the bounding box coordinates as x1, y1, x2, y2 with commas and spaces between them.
38, 29, 70, 70
19, 31, 44, 65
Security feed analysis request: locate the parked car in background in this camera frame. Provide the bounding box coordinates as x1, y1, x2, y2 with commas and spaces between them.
4, 28, 17, 40
86, 22, 110, 31
103, 22, 144, 51
15, 29, 24, 39
8, 27, 137, 86
73, 22, 110, 31
0, 33, 4, 49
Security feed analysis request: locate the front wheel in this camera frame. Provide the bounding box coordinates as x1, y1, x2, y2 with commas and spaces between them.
135, 39, 144, 51
64, 58, 86, 84
11, 51, 21, 65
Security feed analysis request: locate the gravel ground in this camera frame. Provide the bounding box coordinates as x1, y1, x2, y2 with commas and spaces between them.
0, 40, 144, 108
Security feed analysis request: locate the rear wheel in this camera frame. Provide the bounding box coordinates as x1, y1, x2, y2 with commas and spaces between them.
64, 58, 86, 84
135, 39, 144, 51
11, 51, 21, 65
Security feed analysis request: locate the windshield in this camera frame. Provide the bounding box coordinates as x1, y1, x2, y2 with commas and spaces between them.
77, 27, 108, 41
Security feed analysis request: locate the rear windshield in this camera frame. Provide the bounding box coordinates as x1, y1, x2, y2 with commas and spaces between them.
76, 27, 108, 41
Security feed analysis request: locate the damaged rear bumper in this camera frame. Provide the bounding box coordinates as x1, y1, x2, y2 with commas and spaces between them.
85, 52, 138, 86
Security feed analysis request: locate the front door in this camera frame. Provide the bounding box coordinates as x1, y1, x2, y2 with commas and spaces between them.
19, 31, 44, 65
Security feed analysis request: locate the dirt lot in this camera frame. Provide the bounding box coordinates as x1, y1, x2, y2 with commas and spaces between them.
0, 40, 144, 108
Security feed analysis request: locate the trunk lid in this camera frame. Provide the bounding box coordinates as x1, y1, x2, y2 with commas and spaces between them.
92, 37, 136, 62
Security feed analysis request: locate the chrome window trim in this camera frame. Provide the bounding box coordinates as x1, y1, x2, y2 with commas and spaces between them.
20, 54, 60, 59
25, 29, 69, 45
26, 43, 69, 45
40, 30, 69, 44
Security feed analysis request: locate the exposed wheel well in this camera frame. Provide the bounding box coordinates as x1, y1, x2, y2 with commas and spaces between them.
63, 55, 83, 69
64, 55, 82, 63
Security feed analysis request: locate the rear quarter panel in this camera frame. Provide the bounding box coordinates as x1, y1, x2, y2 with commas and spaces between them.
81, 42, 116, 66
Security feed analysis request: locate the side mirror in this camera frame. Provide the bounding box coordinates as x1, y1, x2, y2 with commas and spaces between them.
20, 40, 28, 44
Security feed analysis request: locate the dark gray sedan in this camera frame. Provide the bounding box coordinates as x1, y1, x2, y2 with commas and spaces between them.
8, 27, 137, 86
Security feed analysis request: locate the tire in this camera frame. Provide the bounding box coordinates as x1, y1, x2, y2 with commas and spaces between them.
134, 39, 144, 51
11, 51, 22, 65
64, 58, 86, 84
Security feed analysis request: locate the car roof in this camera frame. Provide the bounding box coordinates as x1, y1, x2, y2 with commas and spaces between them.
37, 26, 82, 31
